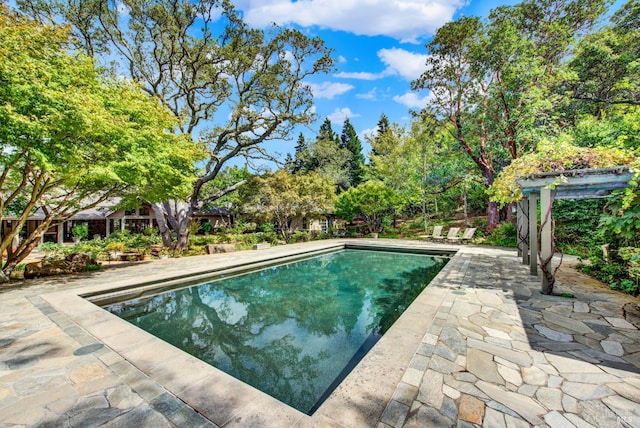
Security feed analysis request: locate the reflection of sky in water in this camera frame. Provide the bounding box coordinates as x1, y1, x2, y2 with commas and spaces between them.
105, 249, 447, 414
201, 289, 247, 325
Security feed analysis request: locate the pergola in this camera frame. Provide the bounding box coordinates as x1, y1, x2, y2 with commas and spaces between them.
515, 166, 633, 294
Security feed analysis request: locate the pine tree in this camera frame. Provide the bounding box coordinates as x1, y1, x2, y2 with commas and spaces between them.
373, 113, 390, 157
341, 118, 366, 186
302, 118, 352, 189
318, 117, 340, 145
291, 132, 308, 173
368, 113, 391, 173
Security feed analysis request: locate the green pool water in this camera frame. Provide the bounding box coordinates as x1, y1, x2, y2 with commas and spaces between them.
104, 248, 448, 414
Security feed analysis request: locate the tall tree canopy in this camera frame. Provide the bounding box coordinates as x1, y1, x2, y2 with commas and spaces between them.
289, 118, 351, 190
335, 181, 402, 234
340, 118, 365, 187
17, 0, 335, 248
412, 0, 611, 228
239, 170, 335, 242
0, 8, 201, 279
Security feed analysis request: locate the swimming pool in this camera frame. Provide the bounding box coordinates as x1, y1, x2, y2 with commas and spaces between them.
101, 248, 448, 414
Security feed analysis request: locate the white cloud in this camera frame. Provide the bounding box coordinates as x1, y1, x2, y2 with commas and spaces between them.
337, 55, 347, 64
335, 71, 388, 80
335, 49, 428, 82
356, 88, 378, 100
378, 49, 429, 81
327, 107, 360, 123
393, 91, 432, 109
236, 0, 465, 42
361, 127, 379, 141
307, 82, 354, 99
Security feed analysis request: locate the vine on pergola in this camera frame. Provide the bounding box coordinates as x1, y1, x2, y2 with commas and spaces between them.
489, 138, 637, 206
489, 138, 637, 295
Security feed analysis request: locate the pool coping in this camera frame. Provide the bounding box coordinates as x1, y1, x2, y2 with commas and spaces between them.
40, 239, 462, 427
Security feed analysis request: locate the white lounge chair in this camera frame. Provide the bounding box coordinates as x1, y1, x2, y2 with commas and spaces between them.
449, 227, 476, 244
434, 227, 460, 242
419, 225, 444, 241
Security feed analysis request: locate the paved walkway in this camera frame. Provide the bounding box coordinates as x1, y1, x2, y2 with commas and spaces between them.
0, 240, 639, 427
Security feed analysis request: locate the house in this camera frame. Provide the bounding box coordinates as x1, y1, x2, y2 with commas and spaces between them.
1, 202, 232, 245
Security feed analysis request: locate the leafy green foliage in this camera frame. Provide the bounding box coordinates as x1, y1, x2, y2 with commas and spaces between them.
579, 253, 633, 294
554, 199, 607, 256
490, 137, 637, 205
0, 8, 201, 277
239, 170, 336, 242
335, 181, 403, 233
341, 118, 366, 187
476, 222, 518, 248
71, 224, 89, 241
599, 192, 640, 248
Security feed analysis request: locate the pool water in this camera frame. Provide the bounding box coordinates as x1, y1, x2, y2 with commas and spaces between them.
104, 249, 448, 414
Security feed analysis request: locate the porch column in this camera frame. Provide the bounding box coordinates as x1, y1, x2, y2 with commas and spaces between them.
57, 223, 64, 244
105, 219, 110, 237
519, 198, 530, 265
528, 192, 538, 276
540, 187, 554, 293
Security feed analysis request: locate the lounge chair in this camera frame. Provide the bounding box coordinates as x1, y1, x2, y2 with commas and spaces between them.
449, 227, 477, 244
419, 225, 444, 241
434, 227, 459, 242
430, 225, 444, 240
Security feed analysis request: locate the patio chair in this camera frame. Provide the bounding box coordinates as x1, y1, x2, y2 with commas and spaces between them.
435, 227, 460, 243
449, 227, 477, 244
430, 225, 444, 240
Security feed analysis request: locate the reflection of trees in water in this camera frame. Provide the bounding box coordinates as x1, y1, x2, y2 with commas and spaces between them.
106, 250, 447, 413
110, 285, 331, 412
373, 260, 448, 334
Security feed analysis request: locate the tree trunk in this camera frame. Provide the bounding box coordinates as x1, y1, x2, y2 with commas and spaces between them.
502, 202, 516, 222
484, 168, 500, 229
1, 233, 43, 281
487, 201, 500, 230
151, 200, 193, 249
151, 203, 174, 247
463, 188, 468, 224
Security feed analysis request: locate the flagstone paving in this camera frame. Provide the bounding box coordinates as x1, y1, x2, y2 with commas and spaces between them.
380, 246, 640, 428
0, 240, 639, 427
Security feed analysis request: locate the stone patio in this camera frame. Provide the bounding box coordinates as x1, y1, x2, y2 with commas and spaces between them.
1, 240, 639, 427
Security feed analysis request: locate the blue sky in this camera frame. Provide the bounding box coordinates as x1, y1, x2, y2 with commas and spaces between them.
231, 0, 521, 160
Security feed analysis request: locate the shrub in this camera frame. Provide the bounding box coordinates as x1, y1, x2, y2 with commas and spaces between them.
190, 235, 221, 246
291, 231, 310, 243
479, 222, 517, 247
39, 242, 64, 259
72, 224, 89, 241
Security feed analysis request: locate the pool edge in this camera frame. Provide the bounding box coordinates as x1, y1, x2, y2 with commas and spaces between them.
39, 239, 463, 426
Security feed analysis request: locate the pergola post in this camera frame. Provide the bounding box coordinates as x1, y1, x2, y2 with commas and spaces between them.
528, 193, 538, 276
540, 188, 553, 293
516, 202, 523, 258
519, 198, 530, 265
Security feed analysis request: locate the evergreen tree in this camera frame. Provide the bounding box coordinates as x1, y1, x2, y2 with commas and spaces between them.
284, 153, 295, 172
290, 132, 309, 173
299, 118, 352, 189
317, 118, 340, 145
377, 113, 390, 136
341, 118, 366, 186
368, 113, 391, 175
